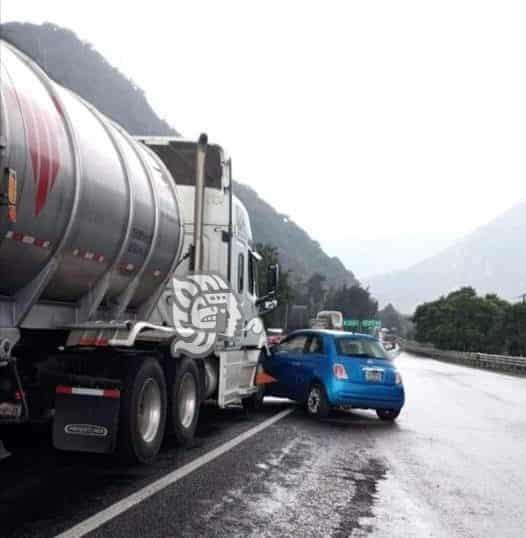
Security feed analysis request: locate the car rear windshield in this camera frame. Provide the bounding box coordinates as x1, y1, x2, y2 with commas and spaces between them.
336, 338, 389, 360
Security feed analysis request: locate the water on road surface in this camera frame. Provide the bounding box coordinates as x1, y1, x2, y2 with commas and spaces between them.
1, 352, 525, 537
365, 353, 526, 537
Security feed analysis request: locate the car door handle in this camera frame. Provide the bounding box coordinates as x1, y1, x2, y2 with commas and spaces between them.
291, 361, 301, 366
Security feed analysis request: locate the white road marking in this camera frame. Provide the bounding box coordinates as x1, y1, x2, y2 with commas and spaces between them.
56, 407, 295, 538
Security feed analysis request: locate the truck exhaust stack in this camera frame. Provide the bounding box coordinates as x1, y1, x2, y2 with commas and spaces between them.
193, 133, 208, 272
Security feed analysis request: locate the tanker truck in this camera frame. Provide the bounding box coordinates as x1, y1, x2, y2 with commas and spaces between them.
0, 40, 279, 463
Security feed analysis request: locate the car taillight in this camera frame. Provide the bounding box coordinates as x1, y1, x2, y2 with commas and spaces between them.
395, 372, 402, 385
333, 363, 348, 380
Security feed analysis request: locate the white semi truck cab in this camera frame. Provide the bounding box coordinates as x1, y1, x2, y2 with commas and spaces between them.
0, 40, 278, 463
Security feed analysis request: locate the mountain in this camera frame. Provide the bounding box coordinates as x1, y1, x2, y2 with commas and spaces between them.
234, 182, 357, 288
1, 22, 178, 136
367, 201, 526, 314
1, 22, 357, 288
324, 231, 462, 280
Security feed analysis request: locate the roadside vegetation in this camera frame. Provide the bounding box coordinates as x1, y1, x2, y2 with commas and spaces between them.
256, 243, 411, 338
413, 287, 526, 355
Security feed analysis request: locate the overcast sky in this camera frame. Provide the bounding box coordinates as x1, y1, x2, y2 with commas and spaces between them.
2, 1, 526, 276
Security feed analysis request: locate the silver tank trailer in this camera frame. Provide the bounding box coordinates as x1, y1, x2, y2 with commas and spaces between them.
0, 40, 183, 329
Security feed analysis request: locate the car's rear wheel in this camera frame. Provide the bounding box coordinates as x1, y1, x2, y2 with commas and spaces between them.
376, 408, 400, 421
306, 384, 330, 419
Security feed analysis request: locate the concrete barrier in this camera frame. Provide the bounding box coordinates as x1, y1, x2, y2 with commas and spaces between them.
401, 341, 526, 374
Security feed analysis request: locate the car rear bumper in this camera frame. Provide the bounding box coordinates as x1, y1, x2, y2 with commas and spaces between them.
328, 382, 405, 410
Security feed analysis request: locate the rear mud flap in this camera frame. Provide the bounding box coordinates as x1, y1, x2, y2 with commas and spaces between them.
53, 387, 120, 454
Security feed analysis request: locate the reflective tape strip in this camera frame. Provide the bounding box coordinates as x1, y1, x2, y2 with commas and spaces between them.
72, 249, 105, 263
4, 230, 51, 249
119, 263, 135, 272
79, 337, 109, 347
56, 386, 120, 399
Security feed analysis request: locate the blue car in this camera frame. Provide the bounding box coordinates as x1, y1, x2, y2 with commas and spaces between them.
263, 329, 405, 420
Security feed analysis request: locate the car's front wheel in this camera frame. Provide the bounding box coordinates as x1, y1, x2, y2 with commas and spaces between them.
376, 408, 400, 421
306, 384, 330, 418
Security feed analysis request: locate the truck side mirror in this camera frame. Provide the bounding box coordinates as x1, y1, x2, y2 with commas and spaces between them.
268, 264, 279, 296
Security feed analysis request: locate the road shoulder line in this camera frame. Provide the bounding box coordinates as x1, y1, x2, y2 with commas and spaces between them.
56, 407, 295, 538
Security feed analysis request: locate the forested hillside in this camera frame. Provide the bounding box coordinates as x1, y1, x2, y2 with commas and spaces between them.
234, 182, 357, 288
2, 22, 177, 136
1, 21, 357, 288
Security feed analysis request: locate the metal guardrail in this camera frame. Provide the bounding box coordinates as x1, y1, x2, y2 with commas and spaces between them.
401, 340, 526, 374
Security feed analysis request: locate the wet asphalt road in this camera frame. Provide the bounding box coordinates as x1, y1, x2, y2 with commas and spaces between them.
1, 352, 526, 537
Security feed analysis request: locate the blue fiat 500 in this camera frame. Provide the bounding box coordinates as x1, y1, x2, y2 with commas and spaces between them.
263, 330, 405, 420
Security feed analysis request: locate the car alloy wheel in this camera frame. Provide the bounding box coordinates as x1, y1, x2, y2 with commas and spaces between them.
307, 386, 322, 415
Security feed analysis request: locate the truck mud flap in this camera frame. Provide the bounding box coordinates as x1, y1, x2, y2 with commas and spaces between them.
53, 386, 120, 454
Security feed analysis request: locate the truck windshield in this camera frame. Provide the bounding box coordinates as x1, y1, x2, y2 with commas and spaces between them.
336, 338, 389, 360
149, 142, 222, 189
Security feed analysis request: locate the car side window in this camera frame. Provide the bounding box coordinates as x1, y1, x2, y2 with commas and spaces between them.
279, 335, 308, 353
306, 335, 324, 355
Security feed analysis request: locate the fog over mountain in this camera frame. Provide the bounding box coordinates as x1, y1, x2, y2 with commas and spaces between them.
324, 231, 463, 280
367, 201, 526, 314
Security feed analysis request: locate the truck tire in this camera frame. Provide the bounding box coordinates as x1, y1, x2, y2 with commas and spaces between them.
169, 358, 200, 445
118, 357, 167, 464
242, 383, 265, 412
242, 356, 266, 412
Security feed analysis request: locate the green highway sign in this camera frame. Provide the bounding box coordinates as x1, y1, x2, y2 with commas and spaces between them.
343, 319, 381, 330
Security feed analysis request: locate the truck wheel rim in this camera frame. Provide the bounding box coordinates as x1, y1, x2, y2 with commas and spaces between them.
137, 378, 162, 444
178, 372, 197, 429
308, 388, 321, 414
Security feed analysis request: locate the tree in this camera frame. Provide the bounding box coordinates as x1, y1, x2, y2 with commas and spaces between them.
325, 284, 378, 320
412, 287, 513, 353
255, 243, 295, 328
503, 303, 526, 356
305, 273, 326, 317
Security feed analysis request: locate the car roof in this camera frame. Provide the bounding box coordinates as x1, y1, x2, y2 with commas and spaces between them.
286, 329, 377, 340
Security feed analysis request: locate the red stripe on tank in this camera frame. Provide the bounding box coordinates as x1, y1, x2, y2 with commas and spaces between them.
15, 90, 62, 216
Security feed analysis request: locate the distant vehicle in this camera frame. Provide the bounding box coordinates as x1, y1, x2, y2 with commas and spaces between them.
381, 334, 398, 351
310, 311, 343, 330
262, 330, 405, 420
267, 328, 284, 347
